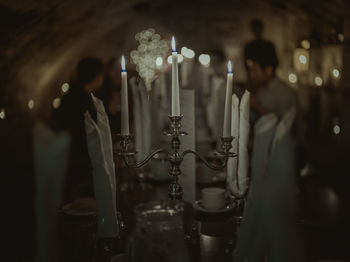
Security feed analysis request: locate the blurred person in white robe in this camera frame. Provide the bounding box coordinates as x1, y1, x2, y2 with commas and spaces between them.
233, 38, 303, 261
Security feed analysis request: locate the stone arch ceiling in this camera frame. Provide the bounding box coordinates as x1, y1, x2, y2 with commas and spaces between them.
0, 0, 347, 115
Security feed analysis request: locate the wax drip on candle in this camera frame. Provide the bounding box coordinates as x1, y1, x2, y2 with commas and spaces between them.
228, 60, 232, 74
171, 36, 176, 52
121, 55, 126, 72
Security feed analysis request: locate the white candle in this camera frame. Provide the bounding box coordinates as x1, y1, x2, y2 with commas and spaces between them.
223, 61, 233, 137
121, 56, 130, 135
171, 36, 180, 116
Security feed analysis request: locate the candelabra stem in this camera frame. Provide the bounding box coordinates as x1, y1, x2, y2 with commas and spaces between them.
166, 115, 187, 200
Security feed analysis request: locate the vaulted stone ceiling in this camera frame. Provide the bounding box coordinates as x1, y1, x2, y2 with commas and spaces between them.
0, 0, 347, 116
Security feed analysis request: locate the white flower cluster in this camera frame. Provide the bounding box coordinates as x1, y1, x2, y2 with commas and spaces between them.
130, 28, 170, 90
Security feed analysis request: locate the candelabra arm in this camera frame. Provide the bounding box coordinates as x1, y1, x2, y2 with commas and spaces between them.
122, 149, 169, 169
181, 150, 228, 171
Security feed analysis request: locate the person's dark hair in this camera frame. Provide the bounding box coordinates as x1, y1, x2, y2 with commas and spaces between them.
249, 41, 279, 71
251, 19, 263, 36
76, 57, 104, 85
210, 49, 226, 63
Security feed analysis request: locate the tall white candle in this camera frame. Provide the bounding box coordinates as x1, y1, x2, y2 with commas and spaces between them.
171, 36, 180, 116
223, 61, 233, 137
121, 56, 130, 135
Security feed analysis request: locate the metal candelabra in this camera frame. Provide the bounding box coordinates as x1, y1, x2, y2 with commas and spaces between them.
117, 115, 236, 200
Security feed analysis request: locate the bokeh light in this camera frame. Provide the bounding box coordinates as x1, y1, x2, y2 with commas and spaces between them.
199, 54, 210, 66
299, 55, 307, 64
28, 99, 35, 110
332, 69, 340, 78
301, 40, 310, 50
52, 97, 61, 109
167, 54, 184, 64
61, 83, 70, 93
333, 125, 340, 135
288, 73, 297, 84
181, 47, 195, 59
314, 76, 323, 86
156, 57, 163, 67
0, 108, 5, 119
130, 28, 170, 90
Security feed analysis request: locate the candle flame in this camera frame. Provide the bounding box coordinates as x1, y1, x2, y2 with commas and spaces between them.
171, 36, 176, 52
228, 60, 232, 73
121, 56, 126, 72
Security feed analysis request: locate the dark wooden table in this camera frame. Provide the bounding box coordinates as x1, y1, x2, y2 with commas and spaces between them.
115, 169, 240, 262
59, 168, 241, 262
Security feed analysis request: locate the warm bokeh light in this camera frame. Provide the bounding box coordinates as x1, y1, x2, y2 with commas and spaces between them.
178, 54, 184, 63
181, 47, 188, 56
0, 108, 5, 119
156, 57, 163, 67
332, 68, 340, 78
338, 33, 344, 42
181, 47, 195, 59
199, 54, 210, 66
293, 48, 309, 73
301, 40, 310, 50
288, 73, 297, 84
52, 97, 61, 109
131, 28, 169, 90
61, 83, 70, 93
28, 99, 35, 110
314, 76, 323, 86
246, 59, 253, 68
299, 55, 307, 64
167, 55, 172, 64
186, 49, 195, 59
167, 54, 183, 64
333, 125, 340, 135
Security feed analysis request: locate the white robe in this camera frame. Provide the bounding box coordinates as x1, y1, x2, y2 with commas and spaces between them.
233, 107, 301, 262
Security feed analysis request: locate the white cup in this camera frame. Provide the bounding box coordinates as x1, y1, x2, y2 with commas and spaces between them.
201, 187, 226, 210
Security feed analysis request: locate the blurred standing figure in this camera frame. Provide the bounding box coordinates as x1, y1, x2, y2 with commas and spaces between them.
53, 57, 120, 246
233, 20, 303, 262
52, 57, 104, 203
244, 20, 297, 121
95, 57, 121, 133
244, 19, 276, 79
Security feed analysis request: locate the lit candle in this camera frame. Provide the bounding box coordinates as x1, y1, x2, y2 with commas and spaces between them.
121, 55, 130, 135
171, 36, 180, 116
223, 61, 233, 137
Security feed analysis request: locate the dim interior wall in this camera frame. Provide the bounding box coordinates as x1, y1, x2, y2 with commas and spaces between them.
0, 0, 346, 122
